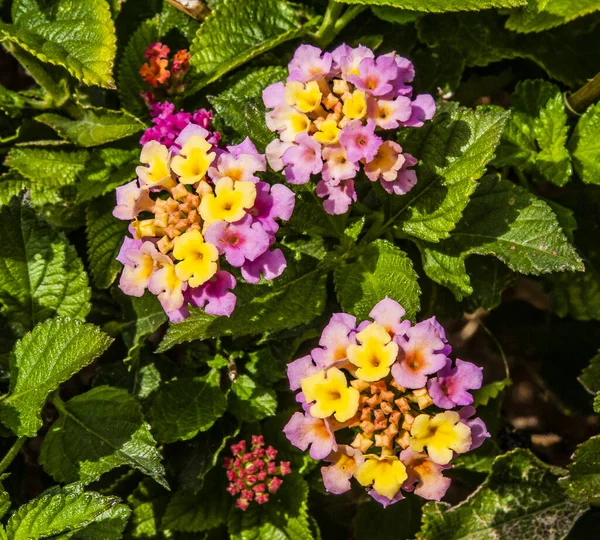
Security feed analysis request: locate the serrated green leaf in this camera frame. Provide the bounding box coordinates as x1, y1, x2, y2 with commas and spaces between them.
35, 107, 144, 147
242, 99, 279, 153
0, 172, 28, 207
335, 239, 420, 321
6, 484, 130, 540
146, 372, 227, 443
418, 449, 587, 539
229, 374, 277, 423
77, 145, 139, 203
580, 350, 600, 395
162, 468, 229, 532
495, 80, 571, 186
0, 477, 10, 521
0, 0, 117, 88
418, 175, 584, 300
127, 479, 169, 539
594, 393, 600, 413
506, 0, 600, 33
464, 257, 516, 311
189, 0, 316, 91
208, 66, 287, 137
285, 185, 346, 238
86, 194, 129, 290
158, 259, 327, 351
4, 146, 89, 206
417, 11, 600, 87
341, 0, 525, 9
0, 196, 91, 335
472, 378, 512, 407
0, 317, 112, 437
560, 435, 600, 505
570, 102, 600, 185
228, 474, 313, 540
393, 104, 509, 242
39, 385, 167, 488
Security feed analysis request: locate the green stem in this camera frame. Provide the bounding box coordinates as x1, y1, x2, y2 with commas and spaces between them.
565, 72, 600, 115
333, 5, 367, 35
0, 436, 26, 475
514, 168, 531, 191
314, 1, 344, 47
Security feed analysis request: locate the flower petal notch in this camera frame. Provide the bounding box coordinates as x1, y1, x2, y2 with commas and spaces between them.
283, 297, 488, 506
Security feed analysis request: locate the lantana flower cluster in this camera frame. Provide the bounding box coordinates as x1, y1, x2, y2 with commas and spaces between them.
263, 44, 435, 215
283, 298, 489, 506
139, 42, 191, 103
223, 436, 292, 511
113, 103, 295, 321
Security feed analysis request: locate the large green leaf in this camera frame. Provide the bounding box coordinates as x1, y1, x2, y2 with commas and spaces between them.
208, 66, 287, 137
39, 385, 167, 488
393, 104, 509, 242
6, 484, 130, 540
0, 318, 112, 437
86, 194, 129, 290
494, 80, 571, 186
146, 371, 227, 443
229, 374, 277, 423
1, 0, 117, 88
158, 257, 327, 351
418, 175, 584, 299
560, 435, 600, 505
127, 479, 169, 539
335, 240, 421, 321
570, 102, 600, 186
338, 0, 526, 10
228, 474, 313, 540
0, 196, 91, 335
418, 449, 587, 539
35, 106, 145, 147
189, 0, 317, 91
506, 0, 600, 33
417, 11, 600, 87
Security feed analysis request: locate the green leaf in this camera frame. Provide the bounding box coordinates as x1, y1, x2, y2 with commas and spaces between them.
419, 449, 587, 539
560, 435, 600, 505
335, 240, 421, 321
418, 175, 584, 300
158, 258, 327, 351
77, 145, 139, 203
127, 479, 169, 539
6, 484, 130, 540
339, 0, 526, 9
35, 106, 144, 147
1, 0, 117, 88
393, 104, 509, 242
286, 185, 346, 238
0, 477, 10, 521
208, 66, 287, 137
580, 350, 600, 395
162, 468, 229, 532
570, 101, 600, 185
354, 496, 421, 540
146, 371, 227, 443
464, 257, 516, 311
506, 0, 600, 33
229, 374, 277, 423
0, 317, 112, 437
0, 172, 28, 207
86, 194, 129, 290
417, 11, 600, 87
0, 196, 91, 335
39, 385, 167, 488
495, 80, 571, 186
4, 147, 89, 206
228, 474, 313, 540
472, 378, 512, 407
189, 0, 316, 91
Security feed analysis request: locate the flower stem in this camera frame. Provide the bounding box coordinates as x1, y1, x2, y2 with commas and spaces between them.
565, 72, 600, 115
0, 436, 26, 475
333, 5, 367, 35
314, 1, 344, 47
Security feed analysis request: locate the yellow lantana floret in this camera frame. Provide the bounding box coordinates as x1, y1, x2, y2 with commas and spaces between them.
132, 218, 156, 240
171, 135, 216, 184
301, 368, 359, 422
355, 455, 408, 501
199, 177, 256, 227
410, 411, 472, 465
347, 322, 399, 382
137, 141, 175, 189
314, 118, 341, 145
342, 90, 367, 120
172, 229, 219, 287
285, 81, 322, 113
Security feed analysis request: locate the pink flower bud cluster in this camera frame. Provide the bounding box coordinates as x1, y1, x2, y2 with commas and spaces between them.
140, 42, 191, 104
223, 435, 292, 511
263, 44, 436, 215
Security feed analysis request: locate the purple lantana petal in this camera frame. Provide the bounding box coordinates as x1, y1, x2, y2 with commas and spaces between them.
187, 271, 237, 317
402, 94, 436, 128
283, 412, 337, 460
316, 179, 356, 215
338, 120, 382, 163
241, 249, 287, 284
459, 406, 490, 450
